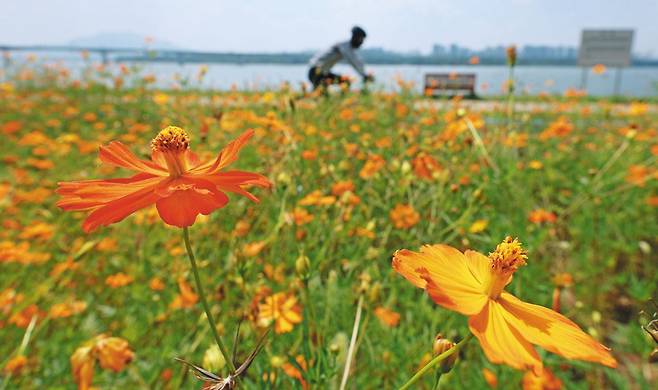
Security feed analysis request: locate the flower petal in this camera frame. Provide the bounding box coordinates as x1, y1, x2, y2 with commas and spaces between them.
393, 245, 488, 315
194, 170, 271, 203
468, 300, 543, 374
99, 141, 167, 175
464, 250, 493, 287
189, 130, 255, 174
499, 292, 617, 368
202, 170, 272, 186
82, 184, 161, 232
155, 179, 229, 228
421, 270, 489, 315
57, 174, 161, 210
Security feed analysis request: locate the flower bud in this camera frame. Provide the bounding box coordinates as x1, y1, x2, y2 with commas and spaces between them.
506, 45, 517, 67
433, 334, 458, 373
357, 272, 371, 295
295, 254, 311, 280
400, 161, 411, 174
276, 171, 291, 185
368, 282, 382, 303
202, 345, 226, 373
270, 355, 285, 368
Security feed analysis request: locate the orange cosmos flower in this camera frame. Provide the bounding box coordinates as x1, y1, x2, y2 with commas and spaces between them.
392, 237, 617, 375
95, 336, 134, 372
522, 367, 562, 390
528, 209, 557, 224
291, 207, 314, 226
592, 64, 606, 75
105, 272, 133, 288
374, 307, 401, 327
4, 355, 28, 376
169, 277, 199, 309
482, 367, 498, 388
412, 152, 442, 180
49, 300, 87, 318
359, 154, 385, 179
331, 180, 355, 196
282, 355, 309, 389
149, 277, 165, 291
57, 126, 271, 232
390, 204, 420, 229
71, 335, 134, 390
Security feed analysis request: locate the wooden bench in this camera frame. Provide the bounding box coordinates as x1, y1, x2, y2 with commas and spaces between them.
424, 73, 476, 97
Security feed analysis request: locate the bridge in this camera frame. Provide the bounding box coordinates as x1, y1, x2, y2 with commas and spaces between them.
0, 45, 312, 67
1, 45, 147, 65
3, 44, 658, 68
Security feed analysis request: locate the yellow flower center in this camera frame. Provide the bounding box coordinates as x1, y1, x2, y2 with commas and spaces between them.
486, 236, 527, 299
151, 126, 190, 177
489, 236, 527, 273
151, 126, 190, 154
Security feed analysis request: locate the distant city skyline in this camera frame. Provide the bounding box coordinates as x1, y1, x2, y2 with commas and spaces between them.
2, 0, 657, 56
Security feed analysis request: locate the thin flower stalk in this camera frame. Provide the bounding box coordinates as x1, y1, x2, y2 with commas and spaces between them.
183, 227, 236, 374
339, 294, 364, 390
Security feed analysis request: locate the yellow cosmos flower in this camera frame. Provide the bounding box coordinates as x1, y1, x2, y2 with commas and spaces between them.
393, 237, 617, 375
257, 292, 302, 334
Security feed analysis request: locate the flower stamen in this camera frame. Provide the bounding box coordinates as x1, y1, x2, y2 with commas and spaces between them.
486, 236, 528, 299
489, 236, 527, 273
151, 126, 190, 154
152, 126, 190, 177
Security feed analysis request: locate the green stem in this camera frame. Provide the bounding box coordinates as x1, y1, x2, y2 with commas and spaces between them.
398, 333, 473, 390
464, 117, 499, 174
432, 372, 443, 390
182, 227, 236, 373
506, 65, 515, 130
0, 316, 37, 390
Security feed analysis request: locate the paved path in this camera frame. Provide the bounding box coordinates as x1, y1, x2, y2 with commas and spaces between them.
414, 99, 657, 115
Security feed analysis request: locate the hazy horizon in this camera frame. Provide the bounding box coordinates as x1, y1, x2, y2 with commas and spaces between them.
2, 0, 657, 56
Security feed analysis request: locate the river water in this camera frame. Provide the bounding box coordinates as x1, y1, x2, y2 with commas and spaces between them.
8, 60, 658, 97
143, 63, 658, 97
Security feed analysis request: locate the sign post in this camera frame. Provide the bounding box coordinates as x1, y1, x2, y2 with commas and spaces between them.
577, 29, 634, 95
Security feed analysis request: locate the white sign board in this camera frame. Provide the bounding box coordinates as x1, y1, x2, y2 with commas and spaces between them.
578, 29, 634, 67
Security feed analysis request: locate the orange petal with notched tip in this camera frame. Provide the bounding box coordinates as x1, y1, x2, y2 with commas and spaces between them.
203, 170, 272, 186
99, 141, 167, 175
469, 300, 543, 375
82, 185, 161, 232
499, 292, 617, 368
393, 244, 488, 315
189, 129, 255, 174
57, 174, 161, 210
155, 179, 229, 228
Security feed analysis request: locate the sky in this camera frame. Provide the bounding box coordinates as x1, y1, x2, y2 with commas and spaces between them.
2, 0, 657, 56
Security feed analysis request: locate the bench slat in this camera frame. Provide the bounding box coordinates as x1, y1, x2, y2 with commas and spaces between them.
424, 73, 476, 96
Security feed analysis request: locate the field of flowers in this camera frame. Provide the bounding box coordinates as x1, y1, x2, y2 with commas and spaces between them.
1, 64, 657, 389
